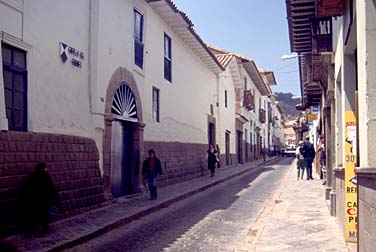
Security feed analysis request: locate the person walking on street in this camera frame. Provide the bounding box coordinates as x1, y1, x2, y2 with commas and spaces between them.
296, 141, 306, 180
207, 144, 217, 177
303, 136, 316, 180
142, 149, 163, 200
215, 144, 221, 168
318, 137, 326, 184
262, 148, 266, 162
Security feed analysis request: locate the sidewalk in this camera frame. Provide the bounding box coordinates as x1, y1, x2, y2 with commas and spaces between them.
3, 156, 280, 252
243, 161, 356, 252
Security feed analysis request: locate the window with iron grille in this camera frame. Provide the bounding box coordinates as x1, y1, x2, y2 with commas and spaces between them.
134, 9, 144, 69
2, 44, 27, 132
152, 87, 160, 122
164, 33, 172, 82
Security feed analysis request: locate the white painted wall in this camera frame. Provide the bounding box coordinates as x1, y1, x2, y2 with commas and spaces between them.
239, 65, 259, 147
23, 0, 92, 136
217, 65, 236, 154
0, 0, 23, 38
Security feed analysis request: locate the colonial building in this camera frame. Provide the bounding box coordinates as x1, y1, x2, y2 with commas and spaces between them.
285, 0, 376, 250
0, 0, 284, 236
208, 46, 281, 163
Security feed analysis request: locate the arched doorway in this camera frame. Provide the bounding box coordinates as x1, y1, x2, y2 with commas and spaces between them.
103, 67, 144, 198
110, 84, 138, 197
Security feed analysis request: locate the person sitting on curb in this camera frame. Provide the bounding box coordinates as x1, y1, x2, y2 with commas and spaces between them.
295, 141, 305, 180
142, 149, 163, 200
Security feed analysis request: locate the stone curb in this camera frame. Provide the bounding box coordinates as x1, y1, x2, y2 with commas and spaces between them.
49, 157, 281, 252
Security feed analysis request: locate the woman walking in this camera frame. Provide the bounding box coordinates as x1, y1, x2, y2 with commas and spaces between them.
207, 144, 217, 177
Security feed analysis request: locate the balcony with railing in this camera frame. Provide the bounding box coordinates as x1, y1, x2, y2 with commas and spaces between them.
311, 18, 332, 53
243, 90, 255, 111
259, 109, 266, 124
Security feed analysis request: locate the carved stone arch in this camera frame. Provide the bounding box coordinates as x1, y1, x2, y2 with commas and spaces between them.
103, 67, 145, 196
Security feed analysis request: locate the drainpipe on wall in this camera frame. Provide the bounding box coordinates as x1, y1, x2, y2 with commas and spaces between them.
89, 0, 106, 176
89, 0, 104, 118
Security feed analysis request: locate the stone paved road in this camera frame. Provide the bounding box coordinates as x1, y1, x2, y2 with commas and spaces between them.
65, 158, 292, 252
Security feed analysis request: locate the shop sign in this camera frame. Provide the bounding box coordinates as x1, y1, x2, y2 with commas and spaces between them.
307, 113, 318, 121
344, 110, 357, 243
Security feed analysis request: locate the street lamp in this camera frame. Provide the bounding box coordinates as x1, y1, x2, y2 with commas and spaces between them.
281, 53, 299, 60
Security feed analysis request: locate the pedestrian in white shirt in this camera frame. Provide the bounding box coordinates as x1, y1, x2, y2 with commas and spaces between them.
296, 141, 305, 180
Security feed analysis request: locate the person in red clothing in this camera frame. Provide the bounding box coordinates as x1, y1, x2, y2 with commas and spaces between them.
142, 149, 163, 200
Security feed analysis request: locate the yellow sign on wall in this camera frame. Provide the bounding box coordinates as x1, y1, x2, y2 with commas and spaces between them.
344, 111, 357, 243
307, 113, 318, 121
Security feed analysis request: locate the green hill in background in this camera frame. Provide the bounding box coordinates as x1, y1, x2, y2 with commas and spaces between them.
275, 92, 301, 118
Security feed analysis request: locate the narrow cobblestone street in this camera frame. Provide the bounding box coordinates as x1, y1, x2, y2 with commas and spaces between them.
65, 158, 289, 252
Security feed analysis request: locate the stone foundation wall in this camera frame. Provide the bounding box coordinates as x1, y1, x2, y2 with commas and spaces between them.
144, 142, 241, 187
334, 168, 345, 232
0, 131, 105, 238
244, 143, 256, 163
143, 142, 209, 187
218, 154, 238, 168
357, 168, 376, 252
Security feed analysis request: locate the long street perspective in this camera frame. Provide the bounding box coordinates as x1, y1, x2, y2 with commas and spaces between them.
0, 0, 375, 251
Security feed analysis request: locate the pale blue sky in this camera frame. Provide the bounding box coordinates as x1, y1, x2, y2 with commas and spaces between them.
173, 0, 300, 96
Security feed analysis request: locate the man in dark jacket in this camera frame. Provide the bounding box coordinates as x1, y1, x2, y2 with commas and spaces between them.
303, 136, 316, 180
142, 149, 163, 200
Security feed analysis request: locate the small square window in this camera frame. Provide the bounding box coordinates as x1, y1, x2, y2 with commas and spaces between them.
2, 45, 11, 64
13, 49, 26, 68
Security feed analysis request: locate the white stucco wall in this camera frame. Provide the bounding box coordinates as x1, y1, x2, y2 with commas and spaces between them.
239, 66, 259, 147
217, 66, 236, 154
0, 0, 23, 39
23, 0, 93, 136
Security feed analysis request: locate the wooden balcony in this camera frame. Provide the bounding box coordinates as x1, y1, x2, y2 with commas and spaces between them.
316, 0, 345, 18
259, 109, 266, 124
312, 18, 332, 53
243, 90, 255, 111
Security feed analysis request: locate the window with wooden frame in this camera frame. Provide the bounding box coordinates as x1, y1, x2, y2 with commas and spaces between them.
2, 44, 28, 132
134, 9, 144, 69
164, 33, 172, 82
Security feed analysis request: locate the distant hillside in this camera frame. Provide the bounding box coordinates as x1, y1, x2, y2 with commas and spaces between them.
275, 92, 301, 118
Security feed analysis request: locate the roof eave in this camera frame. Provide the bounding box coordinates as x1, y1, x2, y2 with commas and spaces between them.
147, 0, 224, 74
243, 61, 269, 96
